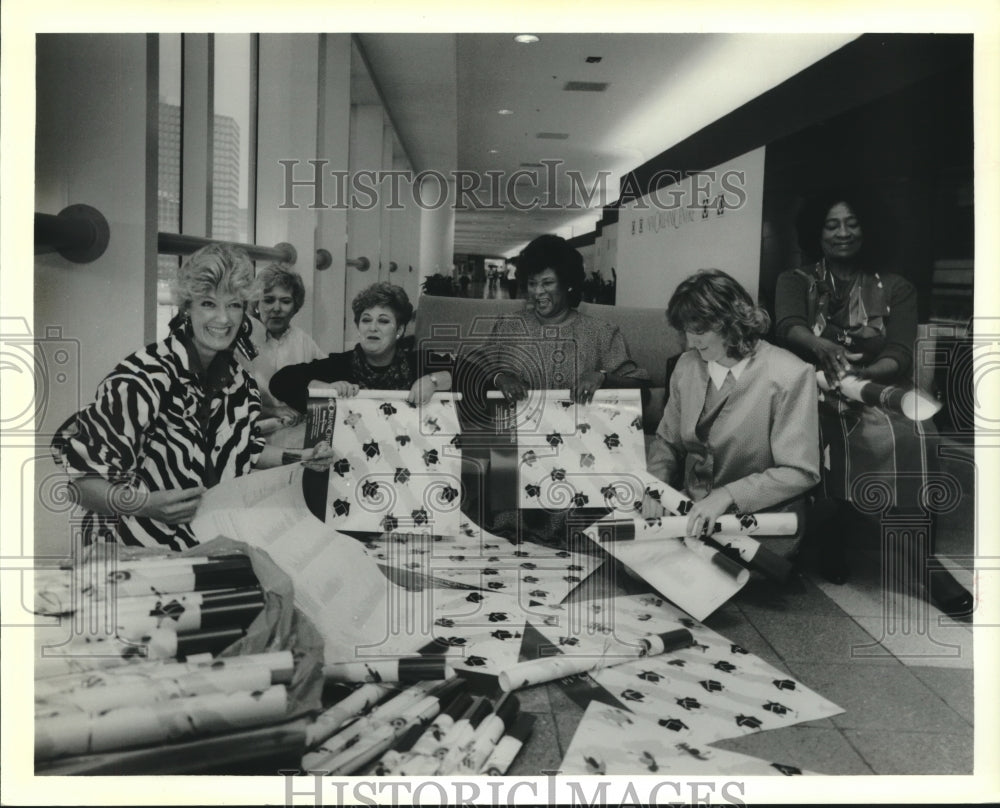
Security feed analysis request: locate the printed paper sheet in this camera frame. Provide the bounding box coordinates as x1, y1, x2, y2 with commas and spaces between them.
550, 594, 843, 745
358, 519, 603, 610
513, 391, 646, 511
560, 701, 822, 776
324, 396, 463, 536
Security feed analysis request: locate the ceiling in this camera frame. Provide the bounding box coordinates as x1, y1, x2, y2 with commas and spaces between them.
357, 33, 859, 258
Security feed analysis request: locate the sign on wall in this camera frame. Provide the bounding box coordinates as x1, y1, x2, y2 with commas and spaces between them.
615, 147, 766, 308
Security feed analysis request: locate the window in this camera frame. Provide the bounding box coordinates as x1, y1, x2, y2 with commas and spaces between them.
155, 34, 258, 340
211, 34, 256, 246
156, 34, 182, 339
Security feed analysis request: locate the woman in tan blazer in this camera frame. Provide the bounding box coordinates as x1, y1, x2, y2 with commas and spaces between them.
647, 269, 821, 546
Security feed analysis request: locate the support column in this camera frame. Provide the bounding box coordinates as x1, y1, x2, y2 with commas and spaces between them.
344, 104, 385, 346
257, 34, 321, 336
314, 33, 351, 353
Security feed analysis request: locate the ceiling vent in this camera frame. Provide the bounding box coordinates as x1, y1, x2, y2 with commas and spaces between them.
563, 81, 608, 92
536, 132, 569, 140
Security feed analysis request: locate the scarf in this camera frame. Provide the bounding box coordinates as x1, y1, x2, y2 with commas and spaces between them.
350, 343, 414, 391
793, 261, 888, 355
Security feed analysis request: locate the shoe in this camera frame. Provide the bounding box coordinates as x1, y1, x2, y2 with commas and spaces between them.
926, 557, 973, 619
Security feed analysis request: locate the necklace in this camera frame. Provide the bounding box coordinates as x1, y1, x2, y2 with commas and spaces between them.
823, 259, 856, 297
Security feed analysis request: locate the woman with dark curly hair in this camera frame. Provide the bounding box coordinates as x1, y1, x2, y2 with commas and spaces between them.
490, 234, 648, 404
269, 282, 452, 413
647, 269, 820, 543
774, 190, 972, 616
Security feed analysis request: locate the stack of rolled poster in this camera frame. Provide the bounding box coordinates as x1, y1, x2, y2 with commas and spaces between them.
301, 673, 533, 776
31, 552, 311, 771
35, 652, 293, 761
33, 553, 266, 679
365, 691, 526, 776
300, 678, 465, 775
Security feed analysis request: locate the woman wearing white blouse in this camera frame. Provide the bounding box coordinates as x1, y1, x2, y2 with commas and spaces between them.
248, 263, 325, 420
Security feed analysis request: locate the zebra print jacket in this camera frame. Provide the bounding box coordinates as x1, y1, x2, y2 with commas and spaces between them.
51, 334, 264, 550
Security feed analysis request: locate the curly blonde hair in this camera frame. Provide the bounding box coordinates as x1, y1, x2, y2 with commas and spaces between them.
666, 269, 770, 360
171, 243, 258, 308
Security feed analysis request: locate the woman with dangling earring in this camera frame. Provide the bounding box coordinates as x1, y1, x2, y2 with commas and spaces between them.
269, 282, 453, 413
50, 243, 332, 550
774, 189, 972, 618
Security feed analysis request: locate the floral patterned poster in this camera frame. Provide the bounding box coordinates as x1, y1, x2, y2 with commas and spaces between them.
560, 701, 821, 776
405, 588, 529, 680
512, 391, 646, 511
358, 519, 603, 610
324, 395, 463, 536
545, 594, 843, 745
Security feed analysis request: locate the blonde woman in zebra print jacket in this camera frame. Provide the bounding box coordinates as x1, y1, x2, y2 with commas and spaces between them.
51, 244, 332, 550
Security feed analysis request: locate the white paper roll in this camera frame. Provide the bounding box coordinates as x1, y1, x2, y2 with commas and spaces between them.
35, 629, 179, 680
305, 683, 392, 747
36, 665, 272, 717
34, 650, 294, 696
35, 685, 287, 759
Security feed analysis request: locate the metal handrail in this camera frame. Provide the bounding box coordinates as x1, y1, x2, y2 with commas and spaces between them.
157, 232, 298, 265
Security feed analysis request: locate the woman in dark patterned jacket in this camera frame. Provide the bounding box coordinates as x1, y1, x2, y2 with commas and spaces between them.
774, 189, 971, 617
51, 243, 331, 550
269, 282, 453, 413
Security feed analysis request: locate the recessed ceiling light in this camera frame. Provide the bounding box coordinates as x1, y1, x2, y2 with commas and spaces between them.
488, 148, 499, 154
497, 109, 514, 115
564, 81, 609, 92
514, 34, 539, 44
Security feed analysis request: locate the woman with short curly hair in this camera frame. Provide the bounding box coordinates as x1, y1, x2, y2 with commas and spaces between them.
248, 263, 324, 418
270, 282, 451, 413
490, 234, 648, 405
647, 269, 821, 545
51, 243, 331, 549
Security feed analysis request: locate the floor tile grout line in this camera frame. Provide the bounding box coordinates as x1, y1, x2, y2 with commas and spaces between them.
731, 604, 802, 673
901, 671, 975, 729
755, 585, 970, 756
831, 726, 974, 736
834, 724, 880, 774
909, 665, 975, 723
839, 606, 978, 674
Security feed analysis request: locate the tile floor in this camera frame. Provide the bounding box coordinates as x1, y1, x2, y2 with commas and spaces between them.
505, 448, 978, 777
